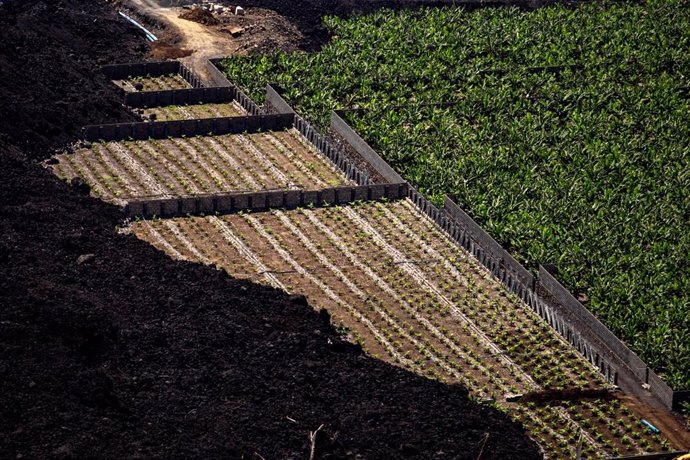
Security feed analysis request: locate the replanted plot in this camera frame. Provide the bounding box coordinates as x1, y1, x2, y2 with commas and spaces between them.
128, 200, 677, 459
113, 73, 192, 92
143, 101, 247, 121
46, 128, 352, 203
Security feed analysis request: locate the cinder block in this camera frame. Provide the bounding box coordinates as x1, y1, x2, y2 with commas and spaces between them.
181, 119, 197, 136
263, 115, 277, 131
302, 190, 318, 207
126, 201, 144, 218
320, 188, 335, 205
285, 190, 301, 208
161, 199, 180, 217
229, 117, 247, 133
180, 197, 197, 215
125, 92, 141, 107
160, 92, 173, 106
102, 125, 117, 141
176, 91, 189, 105
368, 184, 386, 201
198, 118, 213, 134
133, 123, 148, 140
199, 196, 215, 214
144, 200, 161, 218
216, 195, 233, 212
246, 116, 261, 132
214, 118, 229, 134
353, 185, 368, 202
166, 122, 182, 138
336, 187, 353, 204
131, 63, 144, 76
266, 190, 284, 208
151, 123, 166, 138
250, 192, 267, 210
232, 193, 249, 211
385, 183, 401, 199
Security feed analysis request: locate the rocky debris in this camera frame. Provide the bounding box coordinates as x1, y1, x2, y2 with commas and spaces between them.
76, 254, 95, 265
179, 7, 219, 26
224, 26, 244, 37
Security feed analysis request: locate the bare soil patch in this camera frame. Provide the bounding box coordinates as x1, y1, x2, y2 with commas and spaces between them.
179, 7, 220, 26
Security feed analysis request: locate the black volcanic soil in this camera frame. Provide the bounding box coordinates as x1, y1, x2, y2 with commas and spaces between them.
0, 0, 541, 458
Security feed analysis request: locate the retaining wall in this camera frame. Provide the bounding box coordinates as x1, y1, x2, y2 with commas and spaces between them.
82, 113, 294, 142
124, 86, 235, 108
538, 266, 680, 409
101, 60, 203, 88
265, 84, 296, 115
208, 58, 262, 115
396, 185, 620, 385
327, 108, 689, 409
125, 183, 408, 219
331, 110, 406, 184
265, 84, 370, 186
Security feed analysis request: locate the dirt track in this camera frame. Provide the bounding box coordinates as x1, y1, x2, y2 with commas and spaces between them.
129, 0, 232, 69
127, 0, 306, 83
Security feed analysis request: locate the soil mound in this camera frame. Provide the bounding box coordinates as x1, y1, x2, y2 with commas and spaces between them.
179, 7, 220, 26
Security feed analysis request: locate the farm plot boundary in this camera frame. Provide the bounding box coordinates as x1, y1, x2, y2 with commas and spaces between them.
259, 85, 686, 411
123, 78, 261, 116
123, 86, 236, 109
81, 113, 294, 142
207, 58, 262, 114
102, 60, 203, 89
125, 183, 408, 218
261, 84, 373, 186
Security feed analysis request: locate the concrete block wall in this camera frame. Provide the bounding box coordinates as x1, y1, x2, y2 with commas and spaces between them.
101, 61, 204, 88
444, 197, 534, 289
264, 84, 370, 187
265, 84, 296, 115
207, 58, 261, 115
331, 110, 405, 184
325, 107, 689, 409
81, 113, 295, 142
538, 266, 680, 408
125, 183, 408, 219
124, 86, 236, 108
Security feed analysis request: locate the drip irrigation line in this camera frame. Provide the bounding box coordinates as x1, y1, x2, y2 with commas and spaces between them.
118, 11, 158, 42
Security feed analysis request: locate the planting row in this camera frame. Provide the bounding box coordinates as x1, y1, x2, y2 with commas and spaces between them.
114, 73, 192, 92
142, 101, 247, 122
47, 129, 350, 203
127, 200, 676, 459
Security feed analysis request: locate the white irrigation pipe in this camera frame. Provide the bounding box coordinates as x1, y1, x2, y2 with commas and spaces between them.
118, 11, 158, 42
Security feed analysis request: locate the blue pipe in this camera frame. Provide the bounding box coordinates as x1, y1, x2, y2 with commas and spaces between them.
641, 419, 660, 434
118, 11, 158, 42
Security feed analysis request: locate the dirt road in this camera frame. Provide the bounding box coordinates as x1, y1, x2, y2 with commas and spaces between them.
127, 0, 235, 83
126, 0, 305, 85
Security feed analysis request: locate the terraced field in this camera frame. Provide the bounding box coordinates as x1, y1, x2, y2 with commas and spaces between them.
48, 128, 351, 203
143, 101, 246, 121
113, 73, 192, 92
128, 200, 676, 459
